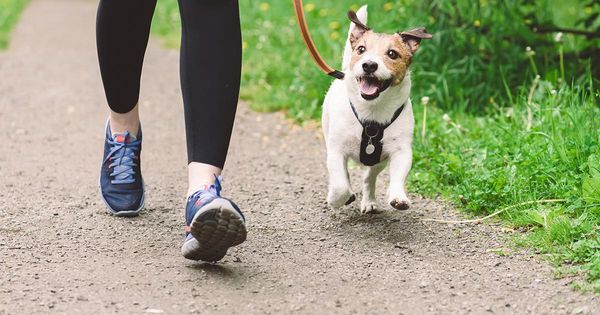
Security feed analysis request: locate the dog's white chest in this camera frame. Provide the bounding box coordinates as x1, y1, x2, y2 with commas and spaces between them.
322, 80, 414, 165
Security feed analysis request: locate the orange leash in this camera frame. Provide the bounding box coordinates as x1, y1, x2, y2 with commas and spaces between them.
292, 0, 345, 80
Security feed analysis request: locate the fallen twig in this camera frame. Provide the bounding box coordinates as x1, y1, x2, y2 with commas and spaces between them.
422, 199, 567, 224
532, 25, 600, 38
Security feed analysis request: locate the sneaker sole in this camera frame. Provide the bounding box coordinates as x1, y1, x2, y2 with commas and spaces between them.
181, 198, 247, 262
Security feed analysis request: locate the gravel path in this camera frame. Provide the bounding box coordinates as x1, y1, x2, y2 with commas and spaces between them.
0, 1, 598, 314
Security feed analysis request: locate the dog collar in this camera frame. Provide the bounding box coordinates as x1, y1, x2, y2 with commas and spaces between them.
350, 101, 405, 166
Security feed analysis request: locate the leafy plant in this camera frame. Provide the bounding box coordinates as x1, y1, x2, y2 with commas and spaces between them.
0, 0, 29, 50
582, 154, 600, 204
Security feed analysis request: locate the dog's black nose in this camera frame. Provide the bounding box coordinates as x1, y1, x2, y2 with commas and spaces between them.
362, 62, 378, 74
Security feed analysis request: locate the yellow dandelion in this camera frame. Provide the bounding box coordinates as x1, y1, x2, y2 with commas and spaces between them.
319, 9, 328, 17
584, 6, 593, 14
473, 19, 481, 27
259, 3, 270, 11
383, 2, 394, 11
242, 41, 248, 50
329, 21, 340, 30
330, 31, 340, 40
305, 3, 315, 12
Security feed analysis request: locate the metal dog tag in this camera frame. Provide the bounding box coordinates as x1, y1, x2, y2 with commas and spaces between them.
365, 143, 375, 155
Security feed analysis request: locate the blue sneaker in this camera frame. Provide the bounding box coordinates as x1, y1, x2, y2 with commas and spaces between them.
181, 177, 247, 261
99, 123, 144, 217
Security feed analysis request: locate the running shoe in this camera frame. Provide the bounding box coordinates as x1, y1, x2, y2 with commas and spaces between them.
182, 177, 247, 261
99, 123, 144, 217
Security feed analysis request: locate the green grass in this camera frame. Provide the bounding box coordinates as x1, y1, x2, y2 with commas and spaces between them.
411, 78, 599, 292
154, 0, 598, 116
0, 0, 29, 50
152, 0, 600, 292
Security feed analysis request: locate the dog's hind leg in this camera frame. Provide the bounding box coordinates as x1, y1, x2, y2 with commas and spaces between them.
326, 152, 355, 209
360, 162, 386, 214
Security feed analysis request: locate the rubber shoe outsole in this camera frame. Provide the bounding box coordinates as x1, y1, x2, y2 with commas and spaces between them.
181, 198, 247, 261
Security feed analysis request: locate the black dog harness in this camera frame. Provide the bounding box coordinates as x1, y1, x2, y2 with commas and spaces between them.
350, 101, 406, 166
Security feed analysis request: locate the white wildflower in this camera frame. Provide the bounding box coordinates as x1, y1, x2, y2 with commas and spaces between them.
554, 32, 563, 43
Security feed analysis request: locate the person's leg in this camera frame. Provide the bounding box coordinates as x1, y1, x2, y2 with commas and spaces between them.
96, 0, 158, 137
108, 105, 140, 139
178, 0, 242, 195
178, 0, 246, 261
96, 0, 157, 216
188, 163, 223, 196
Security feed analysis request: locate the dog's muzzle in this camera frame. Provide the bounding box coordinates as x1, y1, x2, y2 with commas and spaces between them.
357, 75, 393, 100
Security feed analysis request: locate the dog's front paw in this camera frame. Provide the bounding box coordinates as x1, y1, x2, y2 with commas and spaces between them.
389, 197, 411, 210
360, 200, 378, 214
328, 188, 355, 209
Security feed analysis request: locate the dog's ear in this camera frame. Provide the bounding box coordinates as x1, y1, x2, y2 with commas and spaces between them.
399, 27, 432, 54
348, 10, 370, 46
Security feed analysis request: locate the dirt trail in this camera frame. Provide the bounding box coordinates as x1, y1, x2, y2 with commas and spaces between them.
0, 1, 598, 314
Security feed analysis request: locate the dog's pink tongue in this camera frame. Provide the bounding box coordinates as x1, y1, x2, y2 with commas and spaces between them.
359, 80, 379, 96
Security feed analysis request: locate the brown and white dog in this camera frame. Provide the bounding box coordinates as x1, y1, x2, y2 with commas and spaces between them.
322, 6, 431, 213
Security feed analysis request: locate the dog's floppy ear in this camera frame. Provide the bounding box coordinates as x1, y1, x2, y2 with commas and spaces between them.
399, 27, 432, 54
348, 10, 370, 45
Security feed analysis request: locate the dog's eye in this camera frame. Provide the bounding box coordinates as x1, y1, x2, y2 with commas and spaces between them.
357, 46, 366, 54
387, 50, 399, 60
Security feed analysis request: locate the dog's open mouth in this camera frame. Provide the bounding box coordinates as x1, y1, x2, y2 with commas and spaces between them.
357, 76, 393, 100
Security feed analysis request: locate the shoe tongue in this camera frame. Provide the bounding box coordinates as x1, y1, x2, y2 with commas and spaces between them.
112, 132, 136, 143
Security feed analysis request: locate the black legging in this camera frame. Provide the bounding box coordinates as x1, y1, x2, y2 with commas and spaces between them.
96, 0, 241, 169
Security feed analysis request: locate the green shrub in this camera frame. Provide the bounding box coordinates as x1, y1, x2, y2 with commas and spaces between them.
153, 0, 598, 116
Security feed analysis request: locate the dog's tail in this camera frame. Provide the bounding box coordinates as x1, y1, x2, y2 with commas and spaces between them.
342, 5, 368, 71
